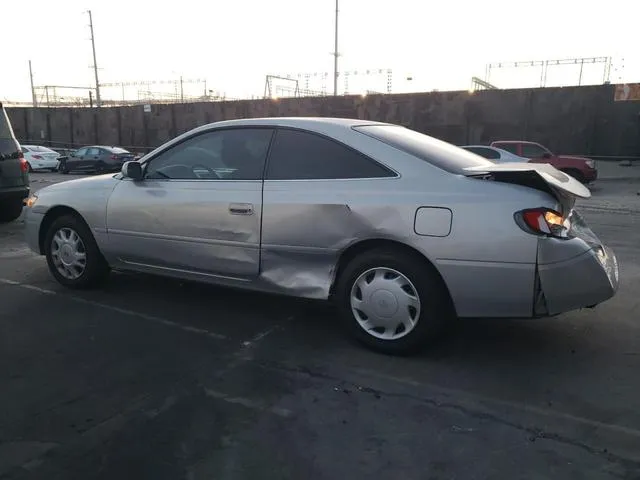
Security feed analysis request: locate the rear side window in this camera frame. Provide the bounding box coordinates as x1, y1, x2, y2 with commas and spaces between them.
463, 146, 500, 160
87, 147, 101, 155
354, 125, 493, 174
266, 129, 395, 180
521, 143, 549, 158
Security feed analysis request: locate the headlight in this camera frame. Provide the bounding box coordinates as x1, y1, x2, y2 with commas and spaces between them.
586, 159, 595, 169
25, 194, 38, 208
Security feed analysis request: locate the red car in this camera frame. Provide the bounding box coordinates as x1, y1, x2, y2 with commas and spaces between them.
490, 140, 597, 184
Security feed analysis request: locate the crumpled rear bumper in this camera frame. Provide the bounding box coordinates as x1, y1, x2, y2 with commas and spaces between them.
535, 211, 619, 316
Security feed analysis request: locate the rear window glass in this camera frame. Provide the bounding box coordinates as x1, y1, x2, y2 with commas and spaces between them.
110, 147, 130, 154
354, 125, 493, 174
25, 146, 56, 153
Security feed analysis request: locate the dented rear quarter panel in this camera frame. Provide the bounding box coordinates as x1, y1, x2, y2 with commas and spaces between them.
259, 129, 557, 317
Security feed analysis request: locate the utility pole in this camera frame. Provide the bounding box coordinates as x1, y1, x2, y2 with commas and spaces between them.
333, 0, 339, 96
28, 60, 37, 107
87, 10, 101, 107
180, 75, 184, 102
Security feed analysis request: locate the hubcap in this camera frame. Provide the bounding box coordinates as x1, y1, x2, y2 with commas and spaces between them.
50, 227, 87, 280
350, 267, 421, 340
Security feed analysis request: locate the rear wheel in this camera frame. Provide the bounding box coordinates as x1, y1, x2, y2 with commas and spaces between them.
44, 214, 110, 288
0, 200, 23, 223
335, 248, 454, 355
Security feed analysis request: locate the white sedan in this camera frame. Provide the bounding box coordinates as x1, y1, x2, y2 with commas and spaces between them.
461, 145, 529, 163
21, 145, 61, 172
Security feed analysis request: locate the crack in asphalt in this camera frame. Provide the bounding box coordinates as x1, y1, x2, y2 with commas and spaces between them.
252, 359, 640, 474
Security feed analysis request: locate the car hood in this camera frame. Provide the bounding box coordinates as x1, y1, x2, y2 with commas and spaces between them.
39, 174, 120, 194
464, 161, 591, 199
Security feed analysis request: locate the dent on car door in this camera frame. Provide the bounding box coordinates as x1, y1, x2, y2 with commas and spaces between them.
105, 127, 274, 278
260, 128, 397, 298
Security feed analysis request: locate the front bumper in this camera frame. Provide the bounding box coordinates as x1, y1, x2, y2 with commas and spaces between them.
24, 208, 45, 254
536, 211, 618, 315
584, 168, 598, 183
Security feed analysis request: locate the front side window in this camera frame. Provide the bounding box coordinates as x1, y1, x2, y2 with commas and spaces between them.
87, 147, 101, 156
266, 129, 395, 180
145, 128, 273, 180
493, 143, 519, 155
521, 143, 550, 158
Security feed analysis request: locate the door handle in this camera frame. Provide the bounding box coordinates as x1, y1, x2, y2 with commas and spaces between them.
229, 203, 254, 215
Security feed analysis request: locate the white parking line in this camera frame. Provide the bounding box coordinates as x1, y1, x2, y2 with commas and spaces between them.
0, 278, 227, 341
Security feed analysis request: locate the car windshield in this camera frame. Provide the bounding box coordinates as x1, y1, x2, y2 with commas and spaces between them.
354, 124, 494, 174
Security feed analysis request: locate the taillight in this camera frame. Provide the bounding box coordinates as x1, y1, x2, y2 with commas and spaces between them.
20, 157, 28, 173
32, 155, 43, 160
515, 208, 571, 239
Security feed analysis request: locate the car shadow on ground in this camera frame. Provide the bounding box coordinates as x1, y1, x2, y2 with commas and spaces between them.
94, 271, 590, 370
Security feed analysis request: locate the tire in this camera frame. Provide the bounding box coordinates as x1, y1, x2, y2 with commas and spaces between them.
26, 162, 33, 173
50, 167, 58, 173
59, 160, 69, 174
43, 214, 110, 289
335, 248, 454, 355
0, 199, 24, 223
561, 168, 585, 184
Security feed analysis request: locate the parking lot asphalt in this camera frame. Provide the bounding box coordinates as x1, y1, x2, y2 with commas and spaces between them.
1, 172, 640, 479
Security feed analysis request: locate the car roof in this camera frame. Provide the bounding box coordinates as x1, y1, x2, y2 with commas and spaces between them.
202, 117, 392, 128
492, 140, 537, 145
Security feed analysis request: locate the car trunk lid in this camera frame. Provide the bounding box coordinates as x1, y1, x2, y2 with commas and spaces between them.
463, 162, 590, 213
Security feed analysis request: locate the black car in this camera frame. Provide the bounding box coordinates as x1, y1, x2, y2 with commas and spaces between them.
0, 103, 29, 223
58, 145, 136, 174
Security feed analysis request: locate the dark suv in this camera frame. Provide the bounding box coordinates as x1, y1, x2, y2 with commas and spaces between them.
0, 103, 29, 222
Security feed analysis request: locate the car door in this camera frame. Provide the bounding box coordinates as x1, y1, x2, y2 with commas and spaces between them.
105, 127, 274, 279
68, 147, 87, 170
260, 128, 397, 297
84, 147, 102, 170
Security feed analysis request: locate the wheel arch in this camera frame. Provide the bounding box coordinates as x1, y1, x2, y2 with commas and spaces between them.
38, 206, 88, 254
329, 238, 456, 314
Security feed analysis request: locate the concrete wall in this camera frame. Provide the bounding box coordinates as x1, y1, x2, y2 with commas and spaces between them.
7, 84, 640, 156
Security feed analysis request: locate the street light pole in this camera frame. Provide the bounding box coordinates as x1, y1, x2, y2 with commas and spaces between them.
333, 0, 339, 96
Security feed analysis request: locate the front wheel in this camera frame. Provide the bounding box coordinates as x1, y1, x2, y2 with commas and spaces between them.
44, 214, 110, 288
335, 248, 454, 355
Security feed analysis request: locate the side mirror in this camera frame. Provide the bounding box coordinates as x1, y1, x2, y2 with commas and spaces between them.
122, 161, 143, 181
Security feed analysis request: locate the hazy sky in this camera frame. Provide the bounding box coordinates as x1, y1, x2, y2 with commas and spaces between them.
2, 0, 638, 103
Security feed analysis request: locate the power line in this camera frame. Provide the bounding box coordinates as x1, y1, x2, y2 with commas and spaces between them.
87, 10, 101, 107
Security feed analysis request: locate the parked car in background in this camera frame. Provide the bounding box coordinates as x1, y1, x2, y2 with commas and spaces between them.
0, 103, 29, 222
490, 140, 597, 183
461, 145, 528, 163
22, 145, 61, 172
59, 146, 136, 174
23, 118, 619, 354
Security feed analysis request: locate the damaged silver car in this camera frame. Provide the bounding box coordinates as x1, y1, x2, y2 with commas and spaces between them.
23, 118, 619, 354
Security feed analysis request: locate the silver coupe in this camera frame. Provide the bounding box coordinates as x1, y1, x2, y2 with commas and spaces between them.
23, 118, 619, 354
